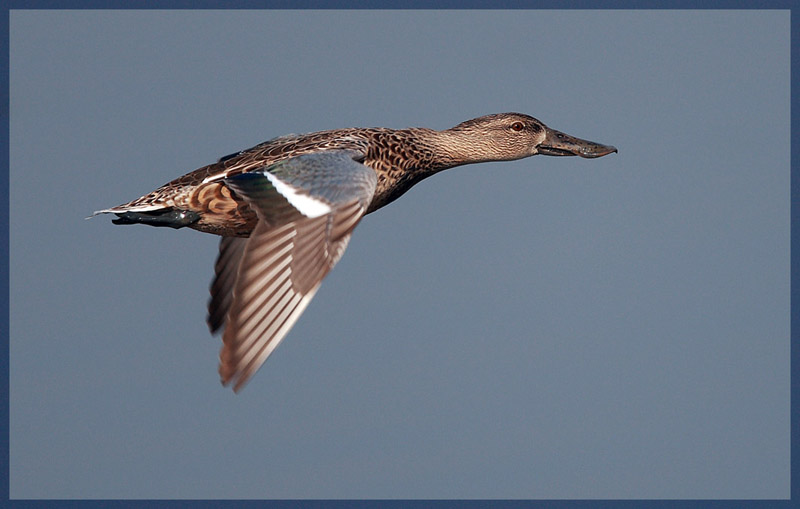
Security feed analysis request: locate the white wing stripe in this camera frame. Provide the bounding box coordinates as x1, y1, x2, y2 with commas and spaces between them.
264, 172, 332, 218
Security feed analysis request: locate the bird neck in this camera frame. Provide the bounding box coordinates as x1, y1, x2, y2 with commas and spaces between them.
424, 127, 503, 170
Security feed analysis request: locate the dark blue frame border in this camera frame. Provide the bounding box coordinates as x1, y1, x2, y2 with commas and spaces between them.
1, 2, 795, 507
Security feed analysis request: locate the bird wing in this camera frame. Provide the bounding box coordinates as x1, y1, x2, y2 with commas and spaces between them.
208, 235, 248, 335
210, 150, 377, 392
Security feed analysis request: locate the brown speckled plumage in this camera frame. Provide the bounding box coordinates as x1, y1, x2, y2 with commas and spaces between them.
94, 113, 617, 392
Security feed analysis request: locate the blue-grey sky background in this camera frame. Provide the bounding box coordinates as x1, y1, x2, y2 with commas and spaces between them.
9, 9, 789, 499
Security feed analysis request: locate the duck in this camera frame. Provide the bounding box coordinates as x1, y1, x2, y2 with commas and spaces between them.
93, 113, 617, 392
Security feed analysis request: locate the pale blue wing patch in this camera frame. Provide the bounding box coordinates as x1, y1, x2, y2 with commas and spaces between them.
223, 150, 377, 223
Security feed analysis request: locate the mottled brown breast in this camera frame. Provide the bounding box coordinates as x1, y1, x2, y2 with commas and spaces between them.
362, 127, 442, 213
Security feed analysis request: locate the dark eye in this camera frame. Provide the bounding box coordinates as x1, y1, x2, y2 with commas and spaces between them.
510, 122, 525, 132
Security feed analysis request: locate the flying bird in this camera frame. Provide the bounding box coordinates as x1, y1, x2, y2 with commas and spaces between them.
93, 113, 617, 392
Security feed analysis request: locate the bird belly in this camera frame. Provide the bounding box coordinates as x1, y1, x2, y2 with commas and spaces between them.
185, 182, 258, 237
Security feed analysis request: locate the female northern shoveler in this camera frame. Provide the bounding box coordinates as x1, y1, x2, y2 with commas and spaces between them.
94, 113, 617, 392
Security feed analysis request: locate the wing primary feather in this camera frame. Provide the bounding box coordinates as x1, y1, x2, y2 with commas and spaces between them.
208, 236, 247, 334
232, 290, 318, 393
235, 272, 292, 342
234, 291, 302, 373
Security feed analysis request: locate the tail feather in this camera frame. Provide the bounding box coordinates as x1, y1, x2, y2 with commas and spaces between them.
90, 207, 200, 229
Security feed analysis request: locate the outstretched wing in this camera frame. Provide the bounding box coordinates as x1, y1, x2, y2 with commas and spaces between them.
210, 150, 377, 392
208, 236, 248, 335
